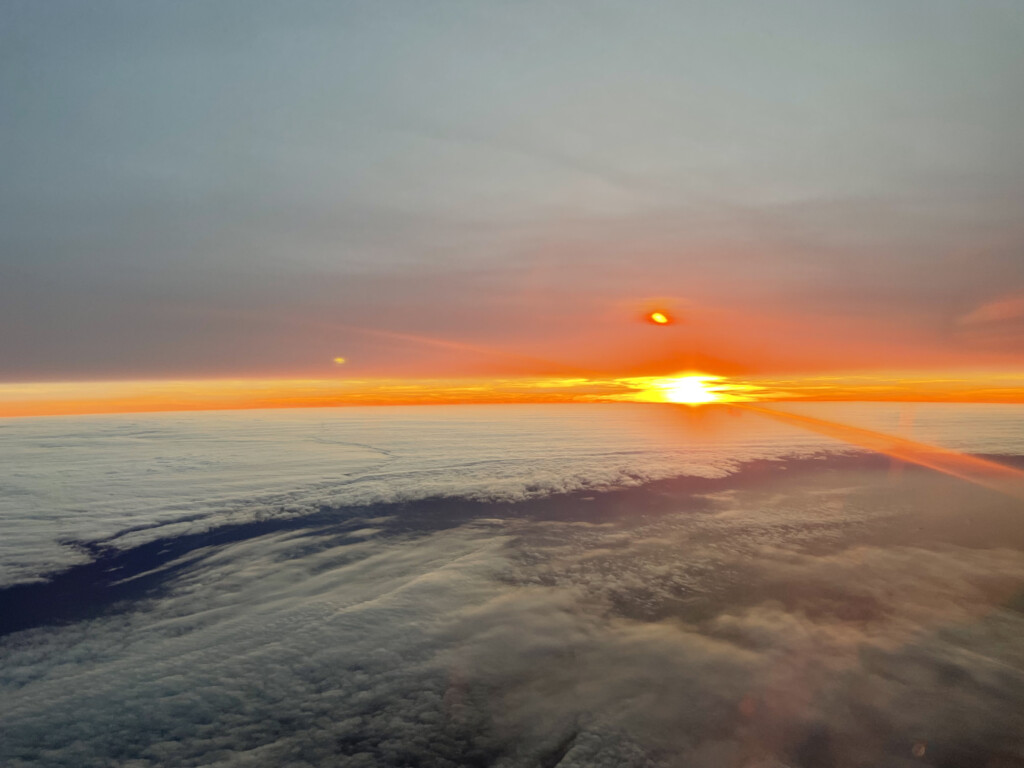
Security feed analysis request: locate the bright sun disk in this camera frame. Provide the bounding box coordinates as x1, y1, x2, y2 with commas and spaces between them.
661, 376, 719, 405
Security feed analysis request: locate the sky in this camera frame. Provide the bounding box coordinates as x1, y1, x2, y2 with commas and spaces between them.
2, 1, 1024, 411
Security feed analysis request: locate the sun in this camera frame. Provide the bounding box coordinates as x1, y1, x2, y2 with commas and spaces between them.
647, 311, 671, 324
611, 373, 749, 405
660, 375, 719, 405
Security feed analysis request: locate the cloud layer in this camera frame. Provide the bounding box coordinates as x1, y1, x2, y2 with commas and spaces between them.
3, 444, 1024, 766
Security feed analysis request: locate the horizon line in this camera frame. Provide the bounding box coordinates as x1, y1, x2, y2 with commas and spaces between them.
3, 371, 1024, 418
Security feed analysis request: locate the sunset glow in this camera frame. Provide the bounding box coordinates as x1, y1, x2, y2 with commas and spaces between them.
5, 5, 1024, 766
2, 5, 1022, 415
662, 376, 718, 404
656, 376, 719, 404
4, 370, 1024, 418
